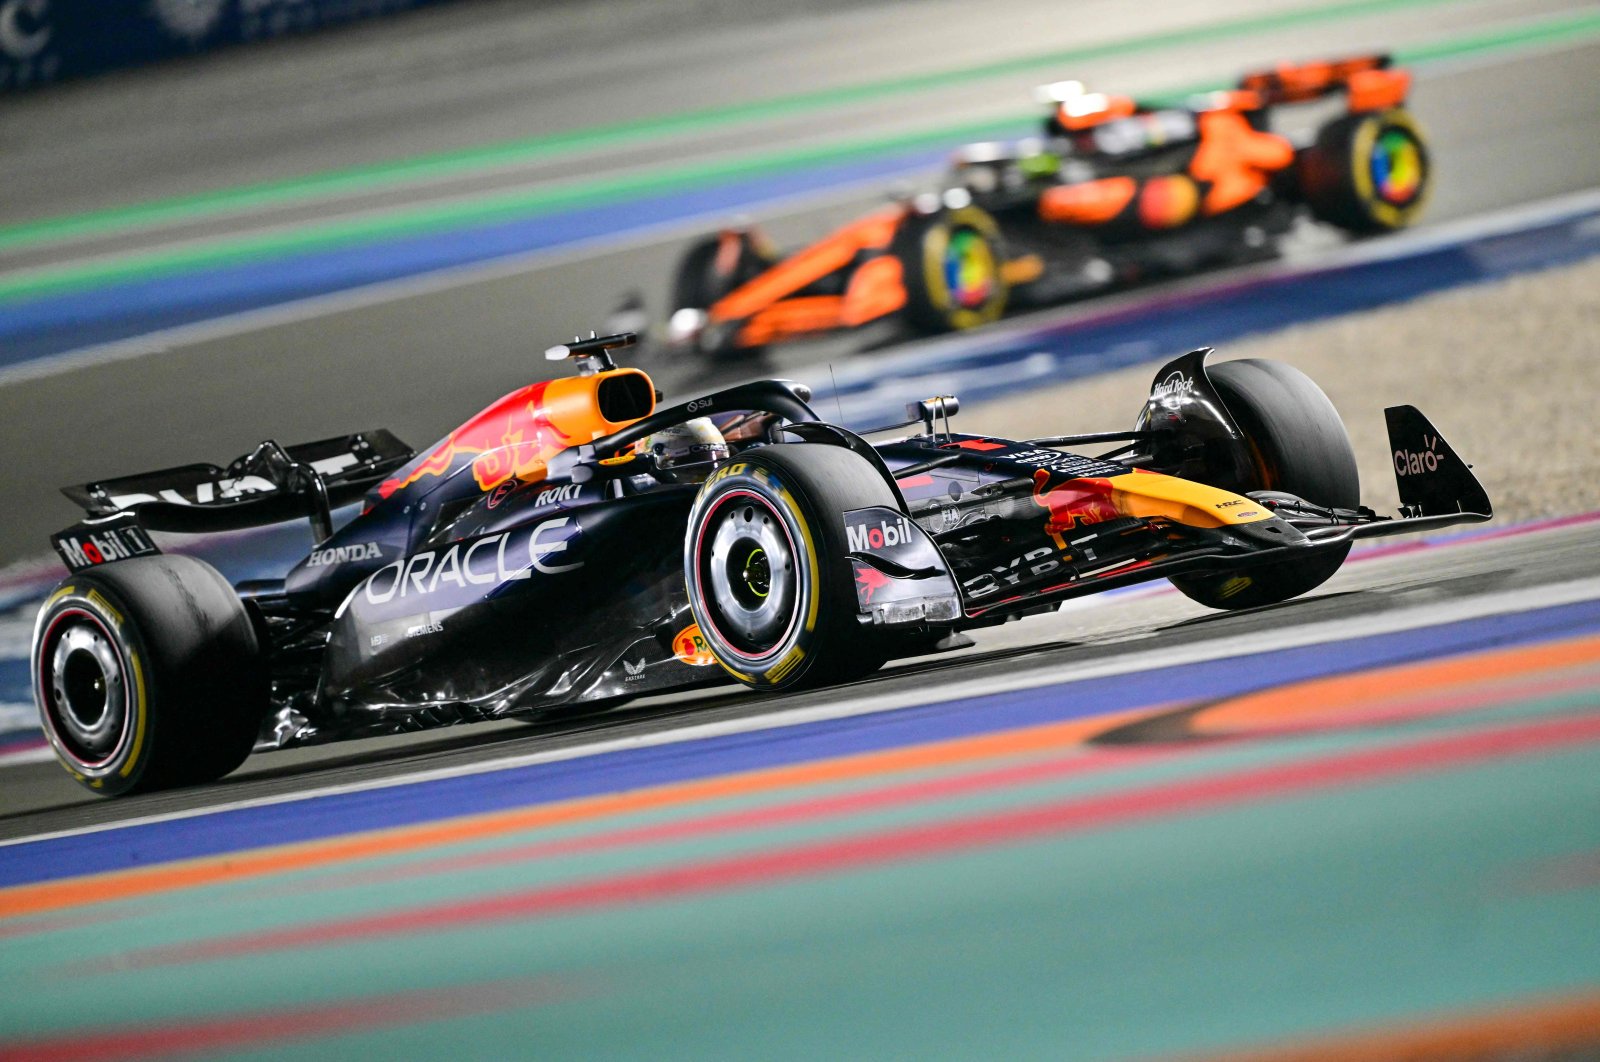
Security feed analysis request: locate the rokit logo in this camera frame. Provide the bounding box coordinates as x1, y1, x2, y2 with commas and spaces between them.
535, 483, 582, 506
846, 514, 914, 553
306, 542, 382, 568
1395, 435, 1443, 477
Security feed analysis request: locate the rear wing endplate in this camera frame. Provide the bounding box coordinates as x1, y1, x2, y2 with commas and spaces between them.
1236, 54, 1407, 110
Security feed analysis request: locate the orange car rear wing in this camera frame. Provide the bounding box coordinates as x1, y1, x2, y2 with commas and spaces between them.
1237, 53, 1409, 112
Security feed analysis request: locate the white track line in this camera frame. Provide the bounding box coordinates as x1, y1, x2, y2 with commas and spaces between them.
5, 572, 1597, 850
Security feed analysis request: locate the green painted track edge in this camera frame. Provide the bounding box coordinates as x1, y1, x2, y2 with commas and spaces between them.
2, 5, 1597, 304
0, 0, 1470, 254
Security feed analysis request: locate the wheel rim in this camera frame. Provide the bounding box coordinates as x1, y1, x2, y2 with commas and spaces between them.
1368, 127, 1423, 206
39, 609, 129, 768
942, 227, 997, 310
696, 490, 800, 659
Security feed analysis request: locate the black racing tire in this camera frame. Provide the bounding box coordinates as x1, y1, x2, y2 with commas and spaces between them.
1298, 108, 1430, 234
684, 444, 896, 691
671, 233, 772, 362
32, 555, 268, 797
1169, 359, 1359, 611
893, 204, 1010, 335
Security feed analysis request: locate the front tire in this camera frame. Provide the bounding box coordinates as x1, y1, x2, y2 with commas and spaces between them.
32, 555, 268, 797
1170, 359, 1359, 611
685, 445, 895, 691
671, 232, 774, 362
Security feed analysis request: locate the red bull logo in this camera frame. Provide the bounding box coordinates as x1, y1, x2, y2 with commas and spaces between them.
1031, 469, 1121, 546
379, 381, 572, 499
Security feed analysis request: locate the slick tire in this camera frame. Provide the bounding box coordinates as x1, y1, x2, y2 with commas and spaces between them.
1170, 359, 1359, 611
671, 233, 772, 362
32, 555, 269, 797
894, 204, 1010, 335
1298, 109, 1430, 234
685, 444, 895, 691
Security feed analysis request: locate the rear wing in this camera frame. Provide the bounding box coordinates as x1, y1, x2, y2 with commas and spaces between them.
52, 430, 412, 573
1237, 53, 1410, 112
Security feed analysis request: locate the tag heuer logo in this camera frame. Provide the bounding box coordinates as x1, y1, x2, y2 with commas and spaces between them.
151, 0, 224, 41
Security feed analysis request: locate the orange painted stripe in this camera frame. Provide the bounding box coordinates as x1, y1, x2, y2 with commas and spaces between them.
0, 706, 1158, 922
1197, 633, 1600, 733
1198, 990, 1600, 1062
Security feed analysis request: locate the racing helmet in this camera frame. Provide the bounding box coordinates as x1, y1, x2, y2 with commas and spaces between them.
642, 417, 729, 483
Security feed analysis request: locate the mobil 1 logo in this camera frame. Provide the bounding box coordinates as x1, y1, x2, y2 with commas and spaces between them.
845, 511, 915, 553
52, 524, 160, 572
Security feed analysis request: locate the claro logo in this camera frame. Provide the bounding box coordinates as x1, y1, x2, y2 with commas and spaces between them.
1395, 435, 1442, 477
358, 519, 580, 607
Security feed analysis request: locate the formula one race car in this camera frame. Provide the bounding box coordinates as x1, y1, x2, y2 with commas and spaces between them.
668, 54, 1429, 360
32, 332, 1487, 796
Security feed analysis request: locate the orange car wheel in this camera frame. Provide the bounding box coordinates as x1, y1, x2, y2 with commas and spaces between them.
894, 205, 1010, 335
1298, 108, 1430, 234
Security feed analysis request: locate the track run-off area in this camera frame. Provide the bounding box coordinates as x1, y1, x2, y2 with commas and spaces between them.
1, 0, 1599, 1057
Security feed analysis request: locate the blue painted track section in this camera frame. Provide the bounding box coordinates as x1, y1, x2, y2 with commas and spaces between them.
3, 595, 1595, 889
0, 147, 955, 368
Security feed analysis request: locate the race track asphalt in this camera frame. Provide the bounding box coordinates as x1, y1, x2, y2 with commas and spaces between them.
2, 5, 1599, 1053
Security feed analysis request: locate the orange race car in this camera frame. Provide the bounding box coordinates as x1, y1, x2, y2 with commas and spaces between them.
668, 54, 1429, 361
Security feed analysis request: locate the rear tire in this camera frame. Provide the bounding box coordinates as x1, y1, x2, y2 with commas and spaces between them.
1169, 359, 1359, 611
685, 444, 894, 691
32, 555, 268, 797
671, 233, 773, 361
894, 204, 1010, 334
1298, 109, 1430, 234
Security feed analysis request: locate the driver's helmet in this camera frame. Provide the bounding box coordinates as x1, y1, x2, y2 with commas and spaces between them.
642, 417, 729, 483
